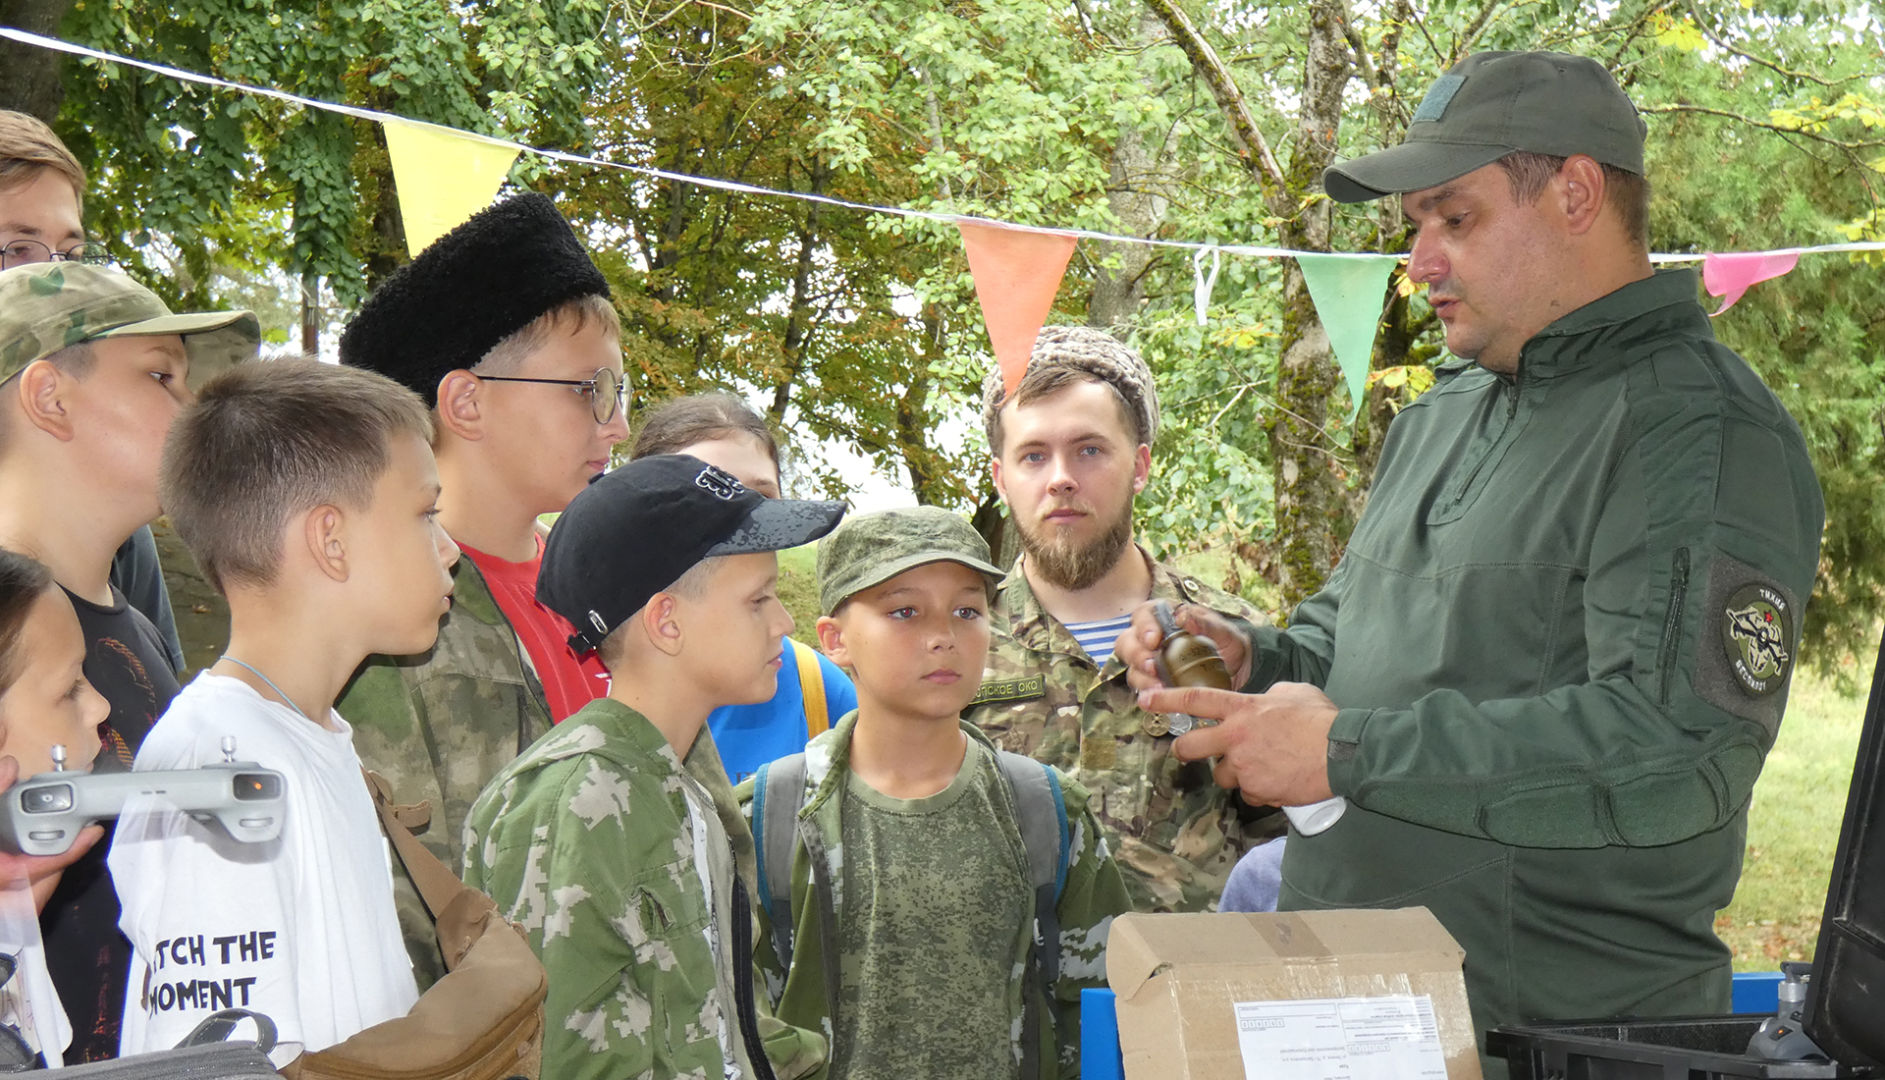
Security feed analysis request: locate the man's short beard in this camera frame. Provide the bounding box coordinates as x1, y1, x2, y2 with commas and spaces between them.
1017, 499, 1135, 592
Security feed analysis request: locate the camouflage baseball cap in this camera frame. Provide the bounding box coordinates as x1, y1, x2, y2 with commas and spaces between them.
1323, 51, 1647, 204
0, 263, 260, 390
817, 505, 1005, 615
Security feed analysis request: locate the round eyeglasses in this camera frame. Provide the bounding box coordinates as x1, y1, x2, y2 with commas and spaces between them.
476, 366, 628, 425
0, 239, 114, 271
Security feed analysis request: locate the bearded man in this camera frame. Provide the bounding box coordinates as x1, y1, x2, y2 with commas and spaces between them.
964, 326, 1283, 912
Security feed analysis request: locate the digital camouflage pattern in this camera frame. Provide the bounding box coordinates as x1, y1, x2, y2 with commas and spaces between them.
463, 698, 826, 1080
0, 262, 257, 388
965, 550, 1286, 913
814, 505, 1003, 615
335, 556, 552, 988
736, 716, 1129, 1080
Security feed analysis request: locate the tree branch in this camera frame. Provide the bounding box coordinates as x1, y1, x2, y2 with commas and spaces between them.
1140, 0, 1291, 215
1639, 103, 1885, 154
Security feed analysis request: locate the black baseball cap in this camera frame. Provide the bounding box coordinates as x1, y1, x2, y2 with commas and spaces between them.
1323, 51, 1647, 204
537, 454, 847, 653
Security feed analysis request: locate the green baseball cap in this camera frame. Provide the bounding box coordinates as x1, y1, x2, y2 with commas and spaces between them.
0, 263, 260, 389
817, 506, 1005, 615
1323, 51, 1647, 204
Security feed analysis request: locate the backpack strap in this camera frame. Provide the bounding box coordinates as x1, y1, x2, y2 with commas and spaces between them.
995, 750, 1073, 1080
793, 640, 830, 738
751, 753, 808, 974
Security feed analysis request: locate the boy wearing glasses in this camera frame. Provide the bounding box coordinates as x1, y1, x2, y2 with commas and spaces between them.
336, 192, 629, 988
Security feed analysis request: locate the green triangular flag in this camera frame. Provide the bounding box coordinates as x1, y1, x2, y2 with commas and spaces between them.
1296, 253, 1400, 422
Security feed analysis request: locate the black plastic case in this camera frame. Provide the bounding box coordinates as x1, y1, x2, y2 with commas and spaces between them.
1486, 632, 1885, 1079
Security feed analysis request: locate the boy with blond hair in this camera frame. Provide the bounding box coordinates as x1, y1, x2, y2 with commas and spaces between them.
463, 454, 840, 1079
0, 262, 255, 1062
109, 359, 457, 1053
337, 191, 629, 986
742, 506, 1131, 1079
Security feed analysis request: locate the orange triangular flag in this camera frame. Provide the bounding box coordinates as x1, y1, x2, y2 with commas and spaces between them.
957, 219, 1078, 397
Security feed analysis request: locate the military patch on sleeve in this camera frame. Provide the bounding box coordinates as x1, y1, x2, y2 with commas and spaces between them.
966, 675, 1046, 707
1691, 554, 1802, 737
1723, 582, 1793, 697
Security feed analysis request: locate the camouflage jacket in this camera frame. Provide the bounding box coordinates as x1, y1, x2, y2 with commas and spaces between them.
334, 556, 551, 987
735, 715, 1128, 1080
463, 698, 826, 1080
964, 550, 1284, 913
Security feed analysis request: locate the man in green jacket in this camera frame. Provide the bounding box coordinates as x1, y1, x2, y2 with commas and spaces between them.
1125, 51, 1825, 1064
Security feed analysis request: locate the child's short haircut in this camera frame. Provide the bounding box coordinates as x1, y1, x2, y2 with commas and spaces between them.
161, 358, 433, 594
630, 392, 779, 467
0, 110, 85, 211
476, 293, 622, 375
0, 547, 54, 692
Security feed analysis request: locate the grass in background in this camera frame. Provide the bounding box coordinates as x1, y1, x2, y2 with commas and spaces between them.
1718, 668, 1868, 971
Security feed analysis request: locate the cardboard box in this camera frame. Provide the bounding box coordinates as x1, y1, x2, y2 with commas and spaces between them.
1106, 907, 1483, 1080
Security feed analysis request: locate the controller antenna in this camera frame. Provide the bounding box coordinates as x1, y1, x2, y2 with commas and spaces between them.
49, 745, 65, 772
220, 736, 237, 764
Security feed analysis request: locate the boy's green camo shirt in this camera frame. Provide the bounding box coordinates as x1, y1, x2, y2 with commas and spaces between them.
463, 697, 826, 1080
964, 550, 1285, 913
735, 716, 1129, 1079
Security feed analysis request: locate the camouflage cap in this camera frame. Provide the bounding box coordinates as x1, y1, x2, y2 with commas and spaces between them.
817, 505, 1005, 615
0, 263, 259, 390
980, 325, 1160, 448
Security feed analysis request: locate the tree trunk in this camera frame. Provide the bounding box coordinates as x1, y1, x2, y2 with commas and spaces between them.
1088, 12, 1174, 330
0, 0, 73, 121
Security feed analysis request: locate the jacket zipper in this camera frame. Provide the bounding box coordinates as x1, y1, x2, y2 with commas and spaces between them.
1660, 548, 1691, 705
1448, 378, 1520, 512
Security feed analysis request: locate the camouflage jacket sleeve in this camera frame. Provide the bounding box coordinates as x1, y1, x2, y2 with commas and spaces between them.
1047, 772, 1131, 1076
468, 754, 728, 1080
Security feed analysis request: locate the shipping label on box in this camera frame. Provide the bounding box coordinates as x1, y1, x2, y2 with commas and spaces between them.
1106, 907, 1483, 1080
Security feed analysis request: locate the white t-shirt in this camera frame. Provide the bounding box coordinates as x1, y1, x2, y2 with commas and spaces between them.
0, 878, 68, 1068
109, 674, 418, 1056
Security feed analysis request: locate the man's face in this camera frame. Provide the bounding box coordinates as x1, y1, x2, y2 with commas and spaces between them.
0, 169, 83, 269
1401, 162, 1570, 374
819, 560, 991, 722
65, 335, 193, 523
475, 318, 630, 516
991, 379, 1149, 591
345, 432, 460, 656
675, 552, 795, 707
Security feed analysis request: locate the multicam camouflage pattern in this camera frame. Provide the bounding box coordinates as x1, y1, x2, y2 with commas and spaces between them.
335, 556, 552, 989
965, 551, 1287, 913
462, 698, 825, 1080
0, 262, 258, 388
735, 716, 1129, 1080
814, 506, 1004, 615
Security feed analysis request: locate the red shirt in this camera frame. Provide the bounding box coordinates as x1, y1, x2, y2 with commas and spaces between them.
462, 537, 610, 723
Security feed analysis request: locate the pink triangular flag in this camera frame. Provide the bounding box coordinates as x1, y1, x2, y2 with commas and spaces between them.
958, 220, 1078, 396
1702, 251, 1800, 316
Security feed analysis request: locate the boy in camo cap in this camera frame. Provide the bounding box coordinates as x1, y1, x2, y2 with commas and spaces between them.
0, 261, 255, 1062
738, 505, 1129, 1080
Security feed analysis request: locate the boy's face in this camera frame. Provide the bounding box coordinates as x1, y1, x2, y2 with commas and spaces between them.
346, 432, 460, 656
818, 560, 991, 722
0, 169, 84, 268
477, 319, 630, 516
0, 589, 106, 777
64, 335, 193, 524
676, 551, 793, 707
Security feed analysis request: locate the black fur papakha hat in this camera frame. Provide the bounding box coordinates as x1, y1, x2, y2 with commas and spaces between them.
339, 193, 610, 405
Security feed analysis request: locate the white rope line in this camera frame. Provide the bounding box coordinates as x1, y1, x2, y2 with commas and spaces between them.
7, 26, 1885, 264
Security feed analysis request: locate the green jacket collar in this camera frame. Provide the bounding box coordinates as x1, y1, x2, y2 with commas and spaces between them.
1518, 268, 1710, 376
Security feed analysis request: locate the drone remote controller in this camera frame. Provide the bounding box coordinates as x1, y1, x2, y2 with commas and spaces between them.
0, 736, 286, 856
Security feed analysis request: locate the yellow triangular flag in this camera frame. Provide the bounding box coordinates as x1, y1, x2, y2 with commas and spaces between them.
382, 118, 523, 256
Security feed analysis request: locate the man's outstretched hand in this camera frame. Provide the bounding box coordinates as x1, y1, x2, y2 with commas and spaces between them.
0, 756, 104, 913
1115, 601, 1253, 692
1137, 681, 1340, 808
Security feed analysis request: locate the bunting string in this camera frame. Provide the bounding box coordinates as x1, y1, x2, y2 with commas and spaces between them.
9, 26, 1882, 267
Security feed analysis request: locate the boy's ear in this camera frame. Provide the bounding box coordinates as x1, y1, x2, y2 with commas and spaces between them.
434, 370, 486, 441
814, 614, 848, 669
15, 360, 76, 441
640, 592, 685, 657
303, 504, 350, 583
